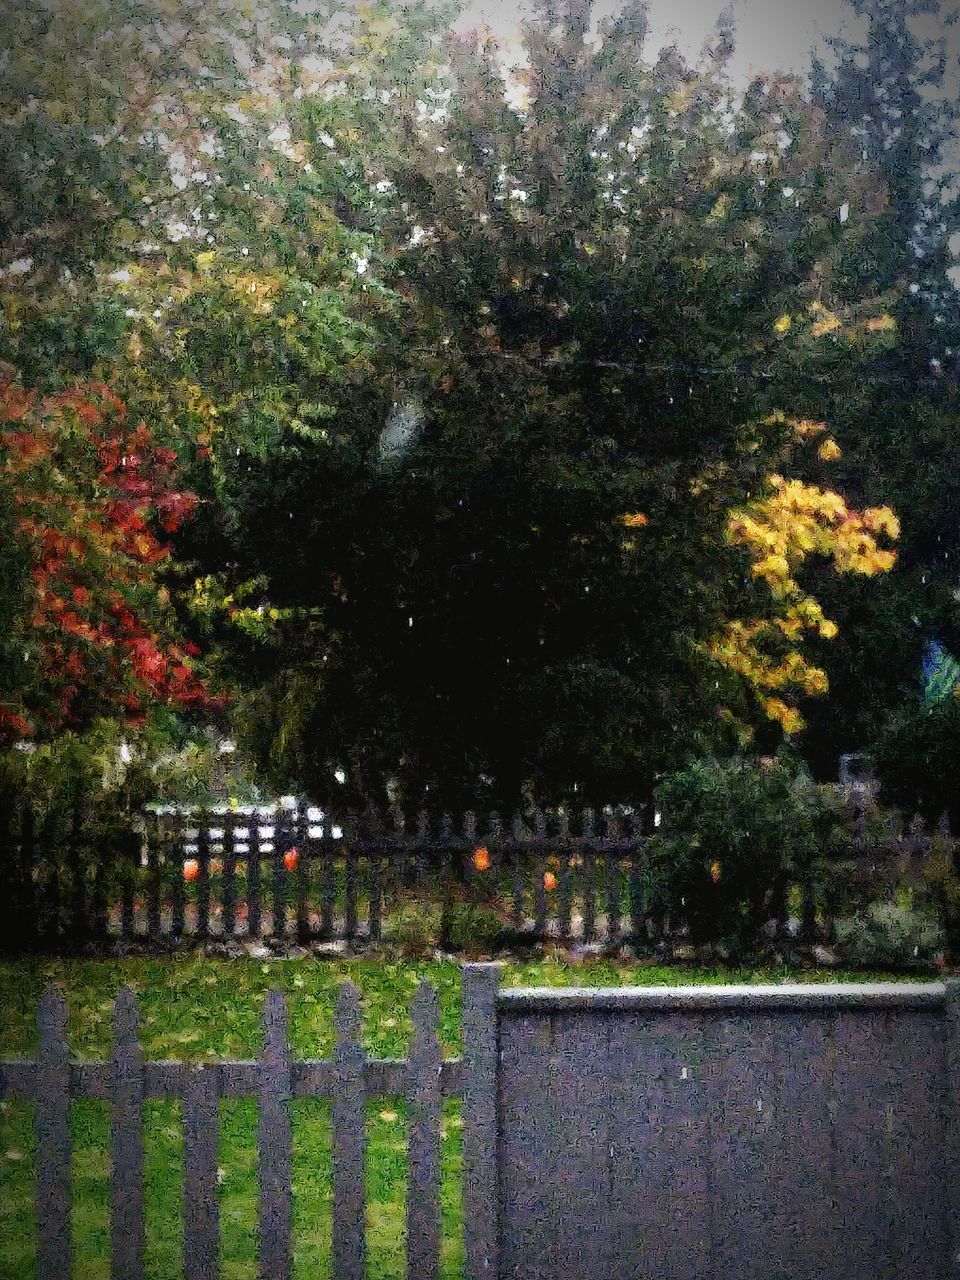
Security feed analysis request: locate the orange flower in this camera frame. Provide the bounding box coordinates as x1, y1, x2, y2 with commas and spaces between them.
543, 870, 557, 892
709, 860, 721, 884
621, 512, 649, 528
472, 846, 491, 872
183, 858, 199, 882
283, 847, 300, 872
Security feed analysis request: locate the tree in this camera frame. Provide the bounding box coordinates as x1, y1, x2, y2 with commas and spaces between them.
798, 0, 960, 777
0, 377, 218, 743
207, 0, 903, 808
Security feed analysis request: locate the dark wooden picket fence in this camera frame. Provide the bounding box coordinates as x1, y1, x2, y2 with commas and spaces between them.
2, 797, 954, 951
136, 803, 653, 946
3, 802, 657, 948
1, 968, 958, 1280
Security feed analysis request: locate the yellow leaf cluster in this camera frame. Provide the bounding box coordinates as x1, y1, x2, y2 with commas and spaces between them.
710, 468, 899, 734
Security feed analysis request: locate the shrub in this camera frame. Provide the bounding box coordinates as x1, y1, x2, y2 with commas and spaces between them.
920, 837, 960, 961
871, 697, 960, 830
647, 755, 845, 953
381, 897, 443, 957
833, 899, 944, 969
442, 901, 509, 956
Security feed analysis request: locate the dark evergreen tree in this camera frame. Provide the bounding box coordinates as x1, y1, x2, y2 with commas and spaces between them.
800, 0, 960, 780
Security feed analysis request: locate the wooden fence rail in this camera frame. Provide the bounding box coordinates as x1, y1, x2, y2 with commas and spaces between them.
2, 971, 959, 1279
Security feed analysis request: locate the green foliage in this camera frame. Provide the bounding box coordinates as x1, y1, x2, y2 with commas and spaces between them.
380, 896, 444, 957
921, 837, 960, 960
870, 695, 960, 828
216, 0, 908, 807
647, 755, 845, 951
798, 0, 960, 777
2, 0, 958, 817
441, 901, 508, 956
833, 899, 944, 970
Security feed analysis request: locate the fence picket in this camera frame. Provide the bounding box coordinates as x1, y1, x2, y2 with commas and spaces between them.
557, 811, 573, 938
222, 819, 237, 939
69, 798, 87, 941
17, 807, 37, 946
415, 811, 429, 890
248, 817, 262, 939
462, 964, 500, 1280
35, 812, 59, 941
344, 813, 358, 941
36, 986, 71, 1280
196, 820, 211, 940
295, 804, 310, 943
333, 982, 367, 1280
406, 982, 442, 1280
321, 831, 335, 938
581, 809, 597, 943
605, 852, 621, 941
110, 987, 145, 1280
146, 824, 161, 944
463, 810, 477, 844
533, 811, 548, 936
120, 828, 136, 940
258, 990, 293, 1280
183, 1065, 220, 1280
511, 813, 525, 929
368, 854, 383, 942
172, 826, 186, 940
272, 811, 287, 940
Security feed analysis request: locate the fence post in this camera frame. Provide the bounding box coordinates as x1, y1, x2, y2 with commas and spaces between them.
36, 985, 71, 1280
406, 981, 442, 1280
258, 989, 293, 1280
333, 982, 366, 1280
946, 980, 960, 1279
110, 986, 145, 1280
462, 963, 501, 1280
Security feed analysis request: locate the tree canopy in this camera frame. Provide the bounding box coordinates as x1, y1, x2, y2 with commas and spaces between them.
1, 0, 957, 812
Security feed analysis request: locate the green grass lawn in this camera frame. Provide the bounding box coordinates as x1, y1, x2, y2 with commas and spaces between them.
0, 955, 919, 1279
